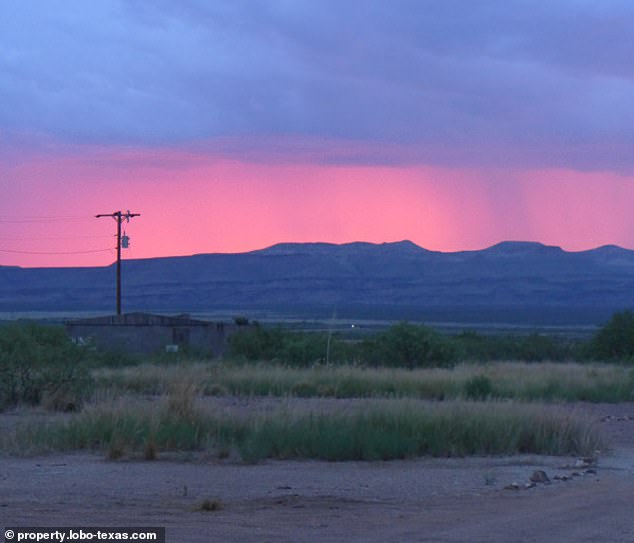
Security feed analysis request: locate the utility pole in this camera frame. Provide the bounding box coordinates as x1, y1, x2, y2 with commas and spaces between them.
96, 210, 140, 315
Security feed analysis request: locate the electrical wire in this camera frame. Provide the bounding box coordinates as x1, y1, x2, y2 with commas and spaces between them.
0, 235, 113, 241
0, 215, 94, 223
0, 248, 113, 255
0, 214, 135, 258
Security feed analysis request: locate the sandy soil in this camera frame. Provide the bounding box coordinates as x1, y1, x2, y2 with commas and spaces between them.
2, 401, 634, 543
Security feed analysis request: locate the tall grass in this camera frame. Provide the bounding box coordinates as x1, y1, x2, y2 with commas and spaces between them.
93, 361, 634, 403
240, 401, 600, 461
2, 398, 602, 461
5, 398, 242, 456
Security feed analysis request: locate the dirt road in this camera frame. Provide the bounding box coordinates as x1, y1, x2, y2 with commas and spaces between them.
2, 403, 633, 542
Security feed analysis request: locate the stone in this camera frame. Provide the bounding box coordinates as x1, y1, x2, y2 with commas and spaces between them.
530, 470, 550, 483
574, 459, 592, 469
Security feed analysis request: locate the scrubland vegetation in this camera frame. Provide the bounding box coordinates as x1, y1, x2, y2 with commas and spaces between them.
228, 321, 584, 367
4, 398, 600, 461
0, 323, 92, 412
93, 360, 634, 403
2, 312, 634, 461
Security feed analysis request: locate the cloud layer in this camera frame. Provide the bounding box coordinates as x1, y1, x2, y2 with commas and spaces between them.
3, 1, 634, 267
2, 0, 634, 170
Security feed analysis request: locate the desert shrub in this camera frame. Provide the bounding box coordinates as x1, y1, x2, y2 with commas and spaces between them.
360, 322, 457, 368
452, 330, 580, 362
592, 310, 634, 361
279, 333, 328, 366
228, 325, 287, 361
463, 375, 494, 400
197, 499, 223, 511
90, 349, 141, 368
516, 334, 571, 361
229, 323, 585, 367
228, 325, 352, 366
0, 322, 93, 411
290, 381, 318, 397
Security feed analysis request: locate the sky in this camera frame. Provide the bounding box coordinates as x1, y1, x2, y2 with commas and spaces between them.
2, 0, 634, 267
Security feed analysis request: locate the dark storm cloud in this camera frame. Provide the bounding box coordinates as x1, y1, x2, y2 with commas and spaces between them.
1, 0, 633, 170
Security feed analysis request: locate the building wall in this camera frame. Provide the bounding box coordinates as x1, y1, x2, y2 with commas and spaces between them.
67, 321, 240, 356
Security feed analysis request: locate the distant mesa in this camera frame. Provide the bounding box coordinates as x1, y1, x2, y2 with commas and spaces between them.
582, 244, 629, 256
3, 239, 634, 325
254, 239, 429, 256
481, 241, 564, 255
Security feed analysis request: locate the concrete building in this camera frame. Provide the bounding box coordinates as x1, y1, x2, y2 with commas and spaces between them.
66, 312, 246, 356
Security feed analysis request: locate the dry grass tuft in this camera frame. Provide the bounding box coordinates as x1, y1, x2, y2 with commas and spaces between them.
197, 499, 223, 512
143, 437, 158, 460
107, 439, 126, 460
167, 380, 201, 419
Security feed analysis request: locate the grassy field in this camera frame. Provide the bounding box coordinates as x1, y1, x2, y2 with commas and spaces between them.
2, 360, 619, 461
3, 396, 602, 461
93, 360, 634, 403
2, 321, 630, 462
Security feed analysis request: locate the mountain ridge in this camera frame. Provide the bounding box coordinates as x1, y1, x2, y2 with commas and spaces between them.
3, 240, 632, 270
2, 240, 634, 324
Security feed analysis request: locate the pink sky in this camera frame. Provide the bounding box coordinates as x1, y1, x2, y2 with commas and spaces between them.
3, 3, 634, 269
2, 145, 634, 268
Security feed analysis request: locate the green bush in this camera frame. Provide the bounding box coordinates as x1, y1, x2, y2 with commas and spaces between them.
463, 375, 494, 400
228, 325, 353, 366
231, 322, 458, 368
90, 349, 141, 368
593, 310, 634, 361
517, 334, 570, 361
452, 330, 579, 362
0, 322, 93, 411
228, 325, 287, 361
228, 322, 586, 367
280, 333, 329, 366
360, 322, 457, 368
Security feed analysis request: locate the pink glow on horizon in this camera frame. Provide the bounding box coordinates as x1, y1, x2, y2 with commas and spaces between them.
517, 169, 634, 251
2, 145, 634, 267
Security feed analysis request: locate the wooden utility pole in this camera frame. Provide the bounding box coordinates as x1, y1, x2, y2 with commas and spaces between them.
96, 210, 140, 315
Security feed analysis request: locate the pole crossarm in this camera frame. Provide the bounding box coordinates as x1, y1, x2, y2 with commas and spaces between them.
96, 211, 141, 221
96, 210, 141, 315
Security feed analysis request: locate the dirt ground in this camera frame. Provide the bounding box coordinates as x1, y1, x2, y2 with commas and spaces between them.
2, 401, 634, 543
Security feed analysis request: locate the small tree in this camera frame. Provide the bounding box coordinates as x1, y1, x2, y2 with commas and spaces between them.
228, 324, 286, 361
0, 322, 93, 411
228, 325, 351, 366
361, 322, 456, 368
593, 310, 634, 361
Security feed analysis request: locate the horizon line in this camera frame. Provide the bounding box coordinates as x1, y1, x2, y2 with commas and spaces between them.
3, 239, 629, 270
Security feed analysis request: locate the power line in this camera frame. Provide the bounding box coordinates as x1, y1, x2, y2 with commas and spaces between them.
0, 235, 113, 241
0, 215, 94, 223
0, 248, 113, 255
0, 214, 116, 254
